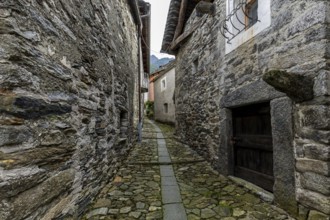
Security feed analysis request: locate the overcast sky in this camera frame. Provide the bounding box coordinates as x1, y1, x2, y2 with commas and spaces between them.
144, 0, 174, 58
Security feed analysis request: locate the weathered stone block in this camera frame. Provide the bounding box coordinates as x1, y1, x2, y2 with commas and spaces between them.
263, 70, 314, 102
221, 80, 285, 108
0, 93, 72, 119
0, 116, 24, 125
296, 158, 330, 177
298, 128, 330, 145
0, 166, 47, 198
298, 204, 309, 220
271, 97, 297, 215
300, 172, 330, 196
1, 169, 75, 220
218, 108, 233, 176
304, 144, 330, 162
0, 126, 32, 147
296, 188, 330, 215
308, 210, 330, 220
287, 3, 327, 38
299, 105, 330, 130
0, 64, 40, 89
314, 70, 330, 97
0, 146, 75, 169
40, 130, 65, 146
13, 96, 72, 119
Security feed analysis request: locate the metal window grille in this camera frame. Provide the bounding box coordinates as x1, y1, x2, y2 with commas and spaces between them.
220, 0, 260, 43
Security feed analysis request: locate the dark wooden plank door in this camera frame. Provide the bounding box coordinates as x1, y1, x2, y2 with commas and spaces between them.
232, 102, 274, 192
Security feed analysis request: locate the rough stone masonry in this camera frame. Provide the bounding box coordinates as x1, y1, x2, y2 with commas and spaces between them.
164, 0, 330, 219
0, 0, 141, 219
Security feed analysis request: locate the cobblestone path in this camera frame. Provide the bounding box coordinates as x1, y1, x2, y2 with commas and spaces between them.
83, 120, 294, 220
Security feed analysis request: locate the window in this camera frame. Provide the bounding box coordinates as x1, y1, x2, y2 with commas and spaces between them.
224, 0, 271, 54
161, 78, 166, 91
119, 110, 128, 138
164, 103, 168, 113
192, 58, 198, 74
245, 0, 258, 28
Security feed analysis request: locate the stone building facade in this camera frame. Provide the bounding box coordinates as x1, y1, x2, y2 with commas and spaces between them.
0, 0, 149, 219
162, 0, 330, 218
153, 61, 176, 125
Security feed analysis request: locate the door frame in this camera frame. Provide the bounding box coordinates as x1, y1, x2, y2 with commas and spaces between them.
219, 80, 297, 212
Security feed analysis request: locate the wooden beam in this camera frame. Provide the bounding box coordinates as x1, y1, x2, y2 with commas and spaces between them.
170, 19, 202, 51
173, 0, 188, 41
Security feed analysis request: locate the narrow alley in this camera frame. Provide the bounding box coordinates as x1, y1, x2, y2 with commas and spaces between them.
1, 0, 329, 219
83, 120, 293, 220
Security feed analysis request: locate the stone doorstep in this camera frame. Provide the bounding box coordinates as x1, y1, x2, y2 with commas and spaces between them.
228, 176, 274, 203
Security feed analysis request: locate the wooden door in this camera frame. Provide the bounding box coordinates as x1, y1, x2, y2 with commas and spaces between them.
232, 102, 274, 192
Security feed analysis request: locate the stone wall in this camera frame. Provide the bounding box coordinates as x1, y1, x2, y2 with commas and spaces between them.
0, 0, 139, 219
174, 0, 329, 218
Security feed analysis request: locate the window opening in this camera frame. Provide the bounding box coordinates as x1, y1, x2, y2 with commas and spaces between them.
161, 78, 166, 91
164, 103, 168, 113
193, 58, 198, 74
119, 110, 128, 138
245, 0, 258, 28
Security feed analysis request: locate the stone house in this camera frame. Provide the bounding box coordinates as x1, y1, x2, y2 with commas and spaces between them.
0, 0, 150, 219
161, 0, 330, 218
152, 61, 176, 125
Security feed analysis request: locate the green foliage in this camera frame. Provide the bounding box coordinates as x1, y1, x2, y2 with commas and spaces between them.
145, 101, 154, 118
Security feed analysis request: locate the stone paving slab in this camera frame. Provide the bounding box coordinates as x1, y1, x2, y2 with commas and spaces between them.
161, 176, 178, 186
161, 185, 183, 204
160, 165, 175, 177
158, 156, 171, 163
158, 150, 170, 157
164, 203, 187, 220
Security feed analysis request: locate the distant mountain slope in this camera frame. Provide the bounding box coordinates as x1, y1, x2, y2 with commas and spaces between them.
150, 55, 174, 73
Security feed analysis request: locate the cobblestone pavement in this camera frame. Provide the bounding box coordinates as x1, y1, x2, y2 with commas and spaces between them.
83, 120, 294, 220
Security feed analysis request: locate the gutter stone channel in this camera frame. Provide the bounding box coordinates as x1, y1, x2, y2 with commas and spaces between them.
149, 120, 188, 220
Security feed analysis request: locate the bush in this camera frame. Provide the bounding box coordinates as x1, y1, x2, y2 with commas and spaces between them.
145, 101, 154, 119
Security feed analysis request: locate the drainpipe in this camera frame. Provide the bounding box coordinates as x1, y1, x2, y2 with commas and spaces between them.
138, 29, 142, 142
129, 0, 143, 142
130, 1, 150, 142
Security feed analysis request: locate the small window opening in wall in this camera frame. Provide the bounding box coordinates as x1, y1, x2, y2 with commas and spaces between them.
245, 0, 258, 28
119, 110, 128, 138
164, 103, 168, 113
193, 58, 198, 74
161, 78, 166, 91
